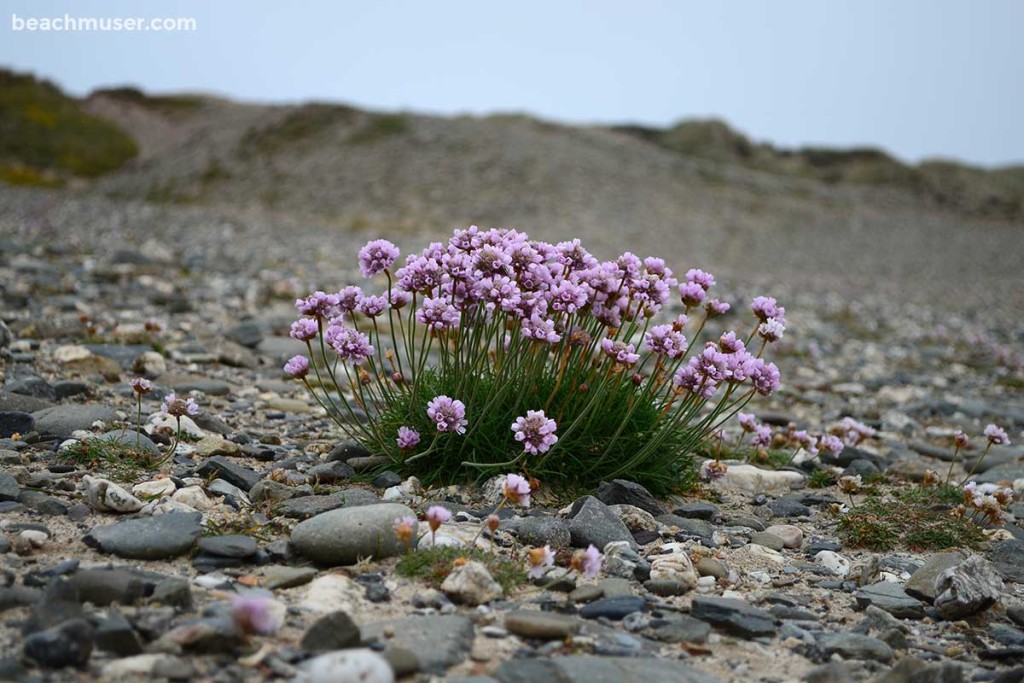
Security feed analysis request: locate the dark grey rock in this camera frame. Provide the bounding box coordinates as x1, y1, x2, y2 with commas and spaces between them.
53, 380, 91, 400
65, 568, 148, 606
690, 596, 777, 639
644, 579, 691, 597
292, 503, 416, 565
23, 618, 94, 668
0, 586, 42, 612
656, 514, 715, 541
492, 656, 721, 683
249, 479, 308, 504
0, 411, 34, 438
94, 609, 144, 656
83, 344, 152, 369
371, 471, 402, 488
198, 535, 258, 559
360, 615, 474, 674
277, 488, 380, 519
83, 511, 202, 560
262, 566, 318, 590
567, 496, 637, 550
516, 517, 571, 551
578, 595, 647, 621
647, 615, 712, 644
672, 502, 720, 521
749, 531, 785, 551
990, 625, 1024, 647
301, 610, 361, 652
195, 456, 262, 491
151, 578, 193, 611
32, 405, 119, 438
595, 479, 663, 515
853, 582, 926, 619
934, 555, 1003, 619
818, 632, 893, 663
0, 472, 19, 501
325, 440, 371, 463
504, 611, 581, 639
768, 498, 813, 518
991, 540, 1024, 583
226, 321, 264, 349
0, 391, 55, 413
305, 460, 356, 484
5, 375, 56, 401
842, 459, 881, 478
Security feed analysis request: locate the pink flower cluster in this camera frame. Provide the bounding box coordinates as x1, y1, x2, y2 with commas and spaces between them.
511, 410, 559, 455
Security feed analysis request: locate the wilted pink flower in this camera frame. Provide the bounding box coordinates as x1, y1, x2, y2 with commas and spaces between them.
396, 426, 421, 449
290, 318, 319, 342
283, 355, 310, 379
793, 430, 819, 455
501, 473, 532, 507
160, 393, 199, 418
511, 410, 559, 455
229, 594, 283, 635
571, 544, 602, 580
758, 317, 785, 343
954, 430, 970, 449
738, 413, 758, 432
705, 299, 730, 317
425, 505, 451, 532
130, 377, 152, 395
601, 338, 640, 365
700, 460, 728, 480
985, 424, 1010, 446
358, 239, 400, 277
751, 423, 773, 448
818, 434, 845, 456
427, 396, 468, 434
393, 516, 417, 546
527, 545, 555, 579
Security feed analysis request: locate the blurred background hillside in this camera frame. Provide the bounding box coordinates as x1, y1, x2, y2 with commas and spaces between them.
1, 1, 1022, 313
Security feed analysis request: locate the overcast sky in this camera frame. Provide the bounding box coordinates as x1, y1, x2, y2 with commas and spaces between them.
3, 0, 1022, 166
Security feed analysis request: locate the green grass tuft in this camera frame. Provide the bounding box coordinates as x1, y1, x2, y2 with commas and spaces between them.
56, 437, 164, 483
395, 545, 526, 593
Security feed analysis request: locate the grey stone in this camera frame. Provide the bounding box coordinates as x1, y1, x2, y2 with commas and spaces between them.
6, 375, 56, 401
644, 579, 692, 597
492, 656, 720, 683
198, 535, 258, 559
595, 479, 663, 515
249, 479, 309, 504
853, 582, 926, 619
262, 565, 318, 590
94, 609, 144, 656
226, 321, 264, 349
0, 472, 19, 501
23, 618, 94, 668
750, 531, 786, 551
32, 405, 119, 437
516, 517, 572, 551
305, 460, 356, 484
0, 586, 42, 612
195, 456, 262, 491
991, 539, 1024, 583
0, 392, 54, 413
83, 344, 153, 369
371, 471, 402, 488
647, 615, 712, 644
690, 596, 777, 639
672, 502, 719, 521
0, 411, 34, 437
53, 380, 91, 400
301, 610, 361, 652
905, 552, 966, 602
818, 632, 893, 663
567, 496, 637, 550
504, 611, 581, 639
568, 584, 603, 603
656, 514, 715, 540
325, 440, 372, 463
92, 429, 160, 455
695, 557, 728, 579
292, 503, 416, 565
934, 555, 1003, 619
360, 615, 474, 674
865, 657, 966, 683
578, 595, 647, 620
83, 511, 202, 560
65, 568, 148, 606
277, 488, 380, 519
768, 498, 813, 518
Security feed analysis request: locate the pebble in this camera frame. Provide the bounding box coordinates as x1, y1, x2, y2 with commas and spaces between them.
719, 465, 804, 492
83, 511, 202, 560
297, 649, 394, 683
815, 550, 852, 577
764, 524, 804, 549
934, 555, 1003, 619
301, 610, 362, 652
292, 503, 416, 565
441, 561, 503, 605
567, 496, 638, 550
83, 475, 145, 513
578, 595, 647, 620
504, 611, 581, 639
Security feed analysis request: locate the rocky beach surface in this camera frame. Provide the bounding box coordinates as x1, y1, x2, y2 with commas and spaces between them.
1, 185, 1023, 682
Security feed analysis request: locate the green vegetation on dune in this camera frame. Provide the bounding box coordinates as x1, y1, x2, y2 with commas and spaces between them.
0, 70, 138, 184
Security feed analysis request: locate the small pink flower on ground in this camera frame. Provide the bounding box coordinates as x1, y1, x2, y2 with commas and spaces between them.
427, 396, 468, 434
700, 460, 728, 480
501, 473, 532, 507
570, 545, 602, 580
393, 516, 416, 546
985, 424, 1010, 446
130, 378, 152, 394
527, 545, 555, 579
511, 410, 558, 455
425, 505, 451, 532
283, 355, 310, 379
396, 426, 421, 449
229, 594, 283, 635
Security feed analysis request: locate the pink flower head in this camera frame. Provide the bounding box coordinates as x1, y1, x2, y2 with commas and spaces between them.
571, 545, 602, 580
397, 426, 421, 449
751, 423, 773, 448
295, 291, 340, 318
356, 294, 389, 318
229, 594, 283, 635
416, 296, 461, 331
501, 473, 532, 507
521, 313, 561, 344
758, 317, 785, 343
705, 299, 731, 317
985, 424, 1010, 446
685, 268, 716, 291
954, 430, 970, 449
526, 545, 555, 579
738, 413, 758, 432
511, 410, 559, 455
427, 395, 468, 434
386, 287, 412, 309
751, 296, 784, 322
327, 326, 375, 365
393, 515, 417, 545
678, 281, 706, 307
130, 377, 152, 395
700, 460, 728, 480
160, 392, 200, 418
601, 338, 640, 366
425, 505, 451, 532
336, 286, 364, 314
644, 324, 686, 359
818, 434, 845, 457
749, 359, 781, 396
290, 318, 319, 342
358, 239, 400, 278
283, 354, 310, 379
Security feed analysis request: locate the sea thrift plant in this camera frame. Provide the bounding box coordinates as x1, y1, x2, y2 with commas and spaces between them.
287, 227, 787, 492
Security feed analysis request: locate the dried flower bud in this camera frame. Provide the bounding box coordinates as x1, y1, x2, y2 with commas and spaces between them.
486, 514, 501, 533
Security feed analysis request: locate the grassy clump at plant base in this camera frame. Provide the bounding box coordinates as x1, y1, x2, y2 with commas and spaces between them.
56, 437, 164, 483
837, 484, 986, 552
0, 70, 138, 181
395, 546, 526, 593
